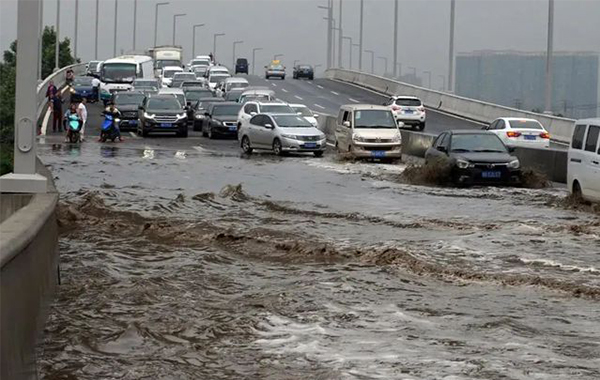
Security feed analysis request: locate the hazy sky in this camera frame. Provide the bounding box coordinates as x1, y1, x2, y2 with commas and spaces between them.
1, 0, 599, 83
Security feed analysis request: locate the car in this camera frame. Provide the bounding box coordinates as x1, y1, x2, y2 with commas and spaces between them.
265, 61, 286, 80
170, 72, 197, 88
192, 97, 226, 131
202, 102, 244, 139
132, 79, 160, 95
184, 87, 213, 105
568, 119, 600, 202
383, 96, 426, 130
191, 65, 209, 80
335, 105, 403, 159
112, 91, 146, 131
179, 81, 205, 89
424, 130, 522, 186
205, 65, 230, 78
238, 89, 276, 104
86, 60, 102, 77
158, 88, 186, 109
160, 66, 184, 88
239, 113, 326, 157
290, 104, 319, 127
293, 64, 314, 80
235, 58, 249, 74
218, 77, 250, 97
207, 73, 230, 90
224, 88, 245, 102
484, 118, 551, 149
187, 57, 211, 71
137, 95, 188, 137
237, 101, 296, 130
69, 76, 96, 101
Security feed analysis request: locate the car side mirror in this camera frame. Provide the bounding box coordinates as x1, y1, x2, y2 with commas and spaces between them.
342, 121, 350, 128
204, 112, 210, 117
314, 114, 319, 118
508, 146, 515, 153
265, 123, 274, 129
437, 146, 447, 153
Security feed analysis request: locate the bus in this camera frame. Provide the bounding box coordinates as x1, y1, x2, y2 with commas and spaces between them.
100, 55, 154, 94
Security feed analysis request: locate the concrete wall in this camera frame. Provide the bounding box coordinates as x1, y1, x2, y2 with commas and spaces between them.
325, 68, 576, 144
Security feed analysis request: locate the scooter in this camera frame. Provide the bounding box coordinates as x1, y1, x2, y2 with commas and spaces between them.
100, 114, 120, 142
66, 114, 82, 143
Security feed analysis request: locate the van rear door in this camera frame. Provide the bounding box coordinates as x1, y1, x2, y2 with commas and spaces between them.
583, 125, 600, 200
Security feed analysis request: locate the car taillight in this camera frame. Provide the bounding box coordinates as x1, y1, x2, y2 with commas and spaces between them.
539, 132, 550, 139
391, 105, 400, 111
506, 131, 521, 138
418, 106, 425, 112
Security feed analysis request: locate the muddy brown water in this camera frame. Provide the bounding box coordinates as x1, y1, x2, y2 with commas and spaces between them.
38, 142, 600, 380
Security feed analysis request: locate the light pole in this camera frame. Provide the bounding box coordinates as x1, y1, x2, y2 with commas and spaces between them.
154, 2, 169, 48
338, 0, 343, 68
423, 70, 432, 88
172, 13, 186, 46
252, 47, 262, 75
364, 49, 374, 74
192, 24, 204, 59
448, 0, 456, 92
342, 36, 352, 69
233, 40, 243, 69
133, 0, 137, 50
396, 62, 402, 78
393, 0, 398, 77
544, 0, 554, 112
94, 0, 99, 60
38, 0, 43, 79
318, 2, 333, 69
54, 0, 60, 72
213, 33, 225, 62
74, 0, 78, 59
113, 0, 118, 57
359, 0, 364, 71
378, 56, 388, 76
438, 74, 446, 91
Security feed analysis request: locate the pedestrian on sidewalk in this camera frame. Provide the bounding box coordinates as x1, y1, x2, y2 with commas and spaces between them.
51, 93, 63, 133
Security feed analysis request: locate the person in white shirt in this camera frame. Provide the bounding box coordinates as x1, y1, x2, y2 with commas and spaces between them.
91, 77, 101, 101
76, 98, 88, 141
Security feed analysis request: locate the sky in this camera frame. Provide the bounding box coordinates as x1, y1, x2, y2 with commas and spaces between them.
1, 0, 599, 85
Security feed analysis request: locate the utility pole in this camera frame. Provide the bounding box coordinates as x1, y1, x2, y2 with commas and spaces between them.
54, 0, 60, 72
365, 49, 374, 74
378, 56, 388, 76
448, 0, 456, 92
113, 0, 118, 57
154, 2, 169, 48
544, 0, 554, 112
359, 0, 364, 71
172, 13, 186, 46
133, 0, 137, 51
393, 0, 398, 77
74, 0, 78, 60
95, 0, 99, 59
38, 0, 43, 80
342, 36, 352, 68
317, 2, 333, 69
338, 0, 343, 68
252, 47, 262, 75
192, 24, 204, 59
213, 33, 225, 62
233, 41, 243, 69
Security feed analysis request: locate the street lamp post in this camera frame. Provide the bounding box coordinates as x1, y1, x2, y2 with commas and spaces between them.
359, 0, 364, 71
154, 2, 169, 47
133, 0, 137, 50
74, 0, 78, 59
364, 50, 374, 74
113, 0, 118, 57
448, 0, 456, 92
423, 70, 432, 88
192, 24, 204, 59
545, 0, 554, 112
252, 47, 262, 75
95, 0, 99, 60
54, 0, 60, 72
213, 33, 225, 63
233, 41, 244, 69
396, 62, 402, 78
378, 56, 388, 76
342, 36, 352, 69
173, 13, 186, 46
352, 43, 359, 70
393, 0, 398, 77
318, 2, 333, 69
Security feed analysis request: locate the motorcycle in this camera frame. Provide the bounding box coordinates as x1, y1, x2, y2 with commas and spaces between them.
66, 114, 82, 143
100, 114, 120, 142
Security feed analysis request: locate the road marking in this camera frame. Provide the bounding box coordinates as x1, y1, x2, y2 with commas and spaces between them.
314, 104, 325, 110
294, 95, 303, 100
331, 91, 340, 96
326, 142, 336, 147
317, 85, 324, 89
281, 88, 288, 93
271, 83, 277, 87
129, 131, 140, 139
348, 98, 359, 103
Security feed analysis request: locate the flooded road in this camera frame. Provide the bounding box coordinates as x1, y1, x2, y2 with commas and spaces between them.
38, 135, 600, 380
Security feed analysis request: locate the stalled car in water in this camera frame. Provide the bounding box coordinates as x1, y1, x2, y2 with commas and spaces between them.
137, 95, 189, 137
70, 77, 96, 101
424, 130, 521, 186
567, 119, 600, 202
293, 64, 314, 80
235, 58, 249, 74
202, 102, 243, 139
112, 91, 146, 131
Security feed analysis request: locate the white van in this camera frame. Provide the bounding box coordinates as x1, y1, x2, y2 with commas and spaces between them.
100, 55, 154, 93
568, 118, 600, 202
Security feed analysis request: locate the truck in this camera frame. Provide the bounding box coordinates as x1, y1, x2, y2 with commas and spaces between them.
146, 46, 183, 76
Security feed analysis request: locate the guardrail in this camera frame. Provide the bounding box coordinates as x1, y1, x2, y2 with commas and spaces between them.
37, 63, 87, 126
325, 68, 576, 144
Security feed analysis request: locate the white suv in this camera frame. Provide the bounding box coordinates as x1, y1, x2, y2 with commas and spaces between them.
237, 101, 296, 129
160, 66, 183, 88
568, 119, 600, 202
485, 118, 550, 148
384, 96, 426, 130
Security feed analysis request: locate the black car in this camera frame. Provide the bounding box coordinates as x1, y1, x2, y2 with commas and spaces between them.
293, 64, 314, 80
235, 58, 249, 74
70, 76, 96, 101
193, 97, 226, 131
138, 95, 188, 137
112, 91, 146, 131
424, 130, 521, 186
202, 102, 243, 139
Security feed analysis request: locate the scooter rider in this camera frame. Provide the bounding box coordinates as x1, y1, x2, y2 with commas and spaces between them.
64, 103, 82, 142
101, 102, 123, 142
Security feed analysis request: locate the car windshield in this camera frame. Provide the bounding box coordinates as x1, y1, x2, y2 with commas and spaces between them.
508, 120, 543, 130
451, 134, 508, 153
226, 92, 242, 101
395, 98, 422, 106
261, 105, 295, 114
114, 93, 145, 105
102, 63, 136, 83
163, 70, 181, 78
354, 110, 397, 128
213, 105, 243, 116
147, 97, 181, 110
229, 82, 249, 89
73, 77, 93, 86
185, 90, 212, 101
156, 60, 181, 69
270, 65, 284, 70
237, 59, 248, 64
209, 75, 228, 83
174, 73, 196, 80
192, 60, 209, 66
273, 115, 314, 128
134, 80, 158, 87
292, 106, 313, 117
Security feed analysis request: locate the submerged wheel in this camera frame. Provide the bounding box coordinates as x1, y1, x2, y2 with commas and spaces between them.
241, 136, 253, 154
273, 139, 284, 156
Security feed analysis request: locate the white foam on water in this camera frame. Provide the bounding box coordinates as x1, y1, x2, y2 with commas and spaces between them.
519, 258, 599, 273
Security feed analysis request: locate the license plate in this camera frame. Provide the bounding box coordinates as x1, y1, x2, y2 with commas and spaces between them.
160, 123, 172, 128
524, 135, 536, 140
304, 143, 317, 148
404, 110, 413, 114
371, 151, 386, 158
228, 126, 237, 131
482, 171, 501, 179
129, 120, 137, 125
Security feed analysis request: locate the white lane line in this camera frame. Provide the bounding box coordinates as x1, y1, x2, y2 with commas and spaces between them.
271, 83, 277, 87
294, 95, 303, 100
348, 98, 359, 103
317, 85, 324, 89
129, 131, 141, 139
326, 142, 336, 147
314, 104, 326, 110
306, 81, 314, 85
331, 91, 340, 96
281, 88, 288, 93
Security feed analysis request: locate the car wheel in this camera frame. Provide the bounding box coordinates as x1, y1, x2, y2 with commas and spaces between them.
314, 151, 324, 157
419, 122, 426, 131
282, 76, 285, 80
142, 128, 149, 138
208, 126, 215, 139
265, 75, 269, 80
179, 126, 188, 138
309, 75, 314, 80
202, 126, 208, 137
273, 138, 284, 156
241, 136, 253, 154
572, 181, 583, 200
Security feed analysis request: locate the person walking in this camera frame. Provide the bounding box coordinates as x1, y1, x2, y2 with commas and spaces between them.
46, 80, 58, 102
76, 97, 88, 141
51, 93, 63, 133
91, 77, 101, 102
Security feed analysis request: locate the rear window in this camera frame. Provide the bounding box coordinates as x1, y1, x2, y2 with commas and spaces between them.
508, 120, 543, 130
571, 124, 586, 150
261, 105, 295, 114
395, 98, 422, 106
584, 125, 599, 153
236, 59, 248, 64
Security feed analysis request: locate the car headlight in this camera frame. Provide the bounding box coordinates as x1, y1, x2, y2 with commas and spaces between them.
144, 112, 155, 119
507, 159, 520, 169
195, 114, 203, 119
282, 134, 298, 140
456, 159, 471, 169
176, 113, 187, 119
352, 134, 365, 142
319, 133, 326, 140
391, 134, 402, 143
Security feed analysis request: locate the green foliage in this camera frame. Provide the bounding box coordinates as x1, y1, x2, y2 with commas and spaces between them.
41, 26, 77, 79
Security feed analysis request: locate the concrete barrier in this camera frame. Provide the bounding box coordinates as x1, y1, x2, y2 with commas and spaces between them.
1, 160, 59, 380
325, 68, 576, 144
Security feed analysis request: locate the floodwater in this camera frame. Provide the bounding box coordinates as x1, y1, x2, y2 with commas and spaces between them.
38, 141, 600, 380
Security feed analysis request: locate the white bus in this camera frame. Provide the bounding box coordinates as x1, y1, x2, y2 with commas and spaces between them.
100, 55, 154, 93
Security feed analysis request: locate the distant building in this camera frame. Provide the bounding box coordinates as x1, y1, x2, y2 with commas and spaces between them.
455, 50, 600, 119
